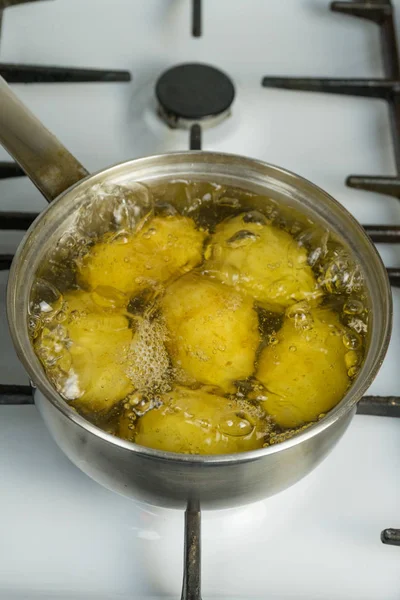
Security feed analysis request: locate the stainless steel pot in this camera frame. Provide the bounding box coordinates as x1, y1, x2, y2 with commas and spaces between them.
0, 76, 392, 599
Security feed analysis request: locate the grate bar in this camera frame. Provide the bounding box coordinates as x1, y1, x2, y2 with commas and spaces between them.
347, 175, 400, 197
357, 395, 400, 417
190, 124, 202, 150
0, 0, 46, 7
0, 254, 13, 270
0, 161, 25, 179
261, 77, 397, 99
331, 1, 392, 24
192, 0, 201, 37
262, 0, 400, 191
0, 63, 131, 83
331, 0, 400, 170
0, 384, 33, 405
387, 267, 400, 286
363, 224, 400, 242
0, 211, 37, 230
381, 528, 400, 545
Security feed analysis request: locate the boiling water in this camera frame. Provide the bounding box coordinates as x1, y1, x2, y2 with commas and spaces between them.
29, 181, 369, 454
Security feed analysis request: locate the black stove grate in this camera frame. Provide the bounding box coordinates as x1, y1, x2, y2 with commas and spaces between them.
262, 0, 400, 199
261, 1, 400, 284
0, 160, 23, 179
0, 211, 36, 229
0, 0, 131, 180
192, 0, 202, 37
0, 384, 33, 405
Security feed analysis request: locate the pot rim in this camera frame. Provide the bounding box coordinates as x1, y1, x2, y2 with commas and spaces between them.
7, 151, 393, 465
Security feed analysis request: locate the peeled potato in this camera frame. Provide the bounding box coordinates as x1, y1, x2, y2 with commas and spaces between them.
204, 213, 320, 311
256, 306, 350, 428
161, 273, 260, 391
35, 290, 134, 412
77, 215, 206, 295
126, 387, 269, 454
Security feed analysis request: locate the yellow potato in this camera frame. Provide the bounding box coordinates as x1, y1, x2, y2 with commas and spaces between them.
256, 306, 351, 428
205, 213, 320, 311
35, 290, 134, 412
161, 273, 260, 392
77, 215, 206, 295
129, 387, 269, 454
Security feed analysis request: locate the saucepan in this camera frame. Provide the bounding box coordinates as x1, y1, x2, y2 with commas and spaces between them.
0, 75, 392, 599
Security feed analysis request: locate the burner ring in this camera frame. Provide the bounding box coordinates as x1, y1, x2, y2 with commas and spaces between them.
156, 63, 235, 129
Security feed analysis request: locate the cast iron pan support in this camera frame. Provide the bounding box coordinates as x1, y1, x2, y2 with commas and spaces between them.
181, 500, 202, 600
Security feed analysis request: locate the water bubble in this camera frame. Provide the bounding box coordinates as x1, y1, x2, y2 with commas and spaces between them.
127, 317, 170, 393
342, 331, 361, 350
126, 394, 141, 407
31, 279, 64, 322
289, 345, 297, 352
308, 247, 323, 267
28, 315, 41, 339
242, 210, 268, 225
343, 299, 364, 315
69, 310, 80, 323
55, 309, 68, 323
36, 324, 69, 368
219, 411, 254, 437
319, 250, 363, 295
155, 202, 178, 217
184, 196, 203, 214
328, 324, 342, 337
286, 301, 309, 319
267, 334, 279, 346
345, 350, 359, 370
75, 182, 153, 239
132, 394, 162, 417
348, 366, 359, 378
143, 227, 157, 239
56, 232, 85, 261
109, 231, 130, 245
218, 196, 241, 209
286, 301, 313, 331
226, 230, 259, 248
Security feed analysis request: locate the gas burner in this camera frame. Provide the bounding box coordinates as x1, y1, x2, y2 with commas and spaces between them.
155, 63, 235, 130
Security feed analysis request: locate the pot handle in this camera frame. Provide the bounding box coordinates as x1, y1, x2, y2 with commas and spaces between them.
181, 500, 202, 600
0, 76, 88, 202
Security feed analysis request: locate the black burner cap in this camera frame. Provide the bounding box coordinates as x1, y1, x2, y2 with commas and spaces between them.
156, 63, 235, 122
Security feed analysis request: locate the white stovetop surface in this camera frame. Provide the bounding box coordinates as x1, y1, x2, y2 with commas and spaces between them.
1, 0, 400, 598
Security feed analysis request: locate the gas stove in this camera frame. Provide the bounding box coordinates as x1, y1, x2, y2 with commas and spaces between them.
1, 1, 400, 598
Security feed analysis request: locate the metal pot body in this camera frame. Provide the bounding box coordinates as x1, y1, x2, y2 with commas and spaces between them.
35, 387, 354, 508
7, 152, 392, 510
